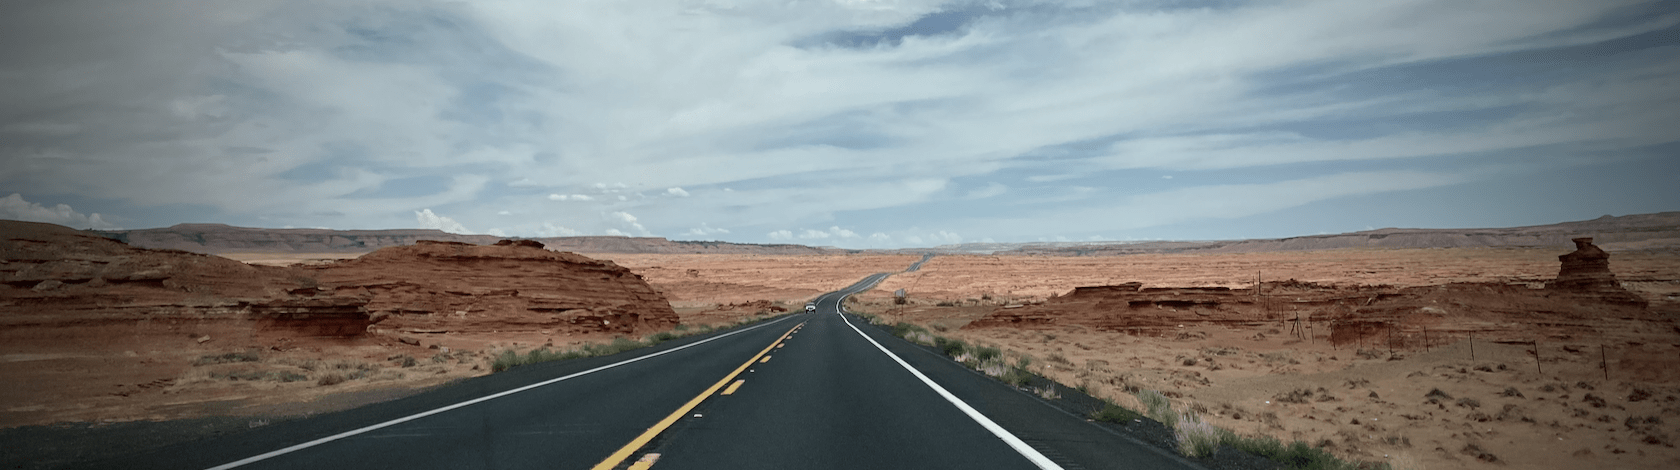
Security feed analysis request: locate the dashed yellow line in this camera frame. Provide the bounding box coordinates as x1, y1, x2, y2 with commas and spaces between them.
759, 356, 771, 364
589, 322, 803, 470
721, 380, 745, 395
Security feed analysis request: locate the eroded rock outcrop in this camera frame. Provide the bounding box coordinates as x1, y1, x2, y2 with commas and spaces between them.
1546, 237, 1646, 307
966, 280, 1365, 330
1, 220, 372, 337
309, 239, 678, 336
3, 221, 682, 346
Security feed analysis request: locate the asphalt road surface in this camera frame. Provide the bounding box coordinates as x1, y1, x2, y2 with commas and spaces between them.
100, 271, 1201, 470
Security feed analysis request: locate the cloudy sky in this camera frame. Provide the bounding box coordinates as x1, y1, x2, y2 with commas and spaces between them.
2, 0, 1677, 248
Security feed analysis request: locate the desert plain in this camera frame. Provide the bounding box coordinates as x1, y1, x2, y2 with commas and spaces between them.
3, 220, 1679, 470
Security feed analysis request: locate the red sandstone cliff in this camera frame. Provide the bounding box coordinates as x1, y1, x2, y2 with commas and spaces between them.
2, 220, 681, 347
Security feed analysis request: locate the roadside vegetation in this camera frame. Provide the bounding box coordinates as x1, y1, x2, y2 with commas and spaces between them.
489, 312, 791, 373
857, 311, 1389, 470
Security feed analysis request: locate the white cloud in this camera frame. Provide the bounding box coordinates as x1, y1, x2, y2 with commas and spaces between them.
414, 208, 471, 234
0, 1, 1670, 245
486, 228, 507, 237
535, 223, 580, 237
767, 230, 793, 240
607, 211, 649, 236
0, 193, 117, 229
793, 226, 862, 240
683, 224, 730, 236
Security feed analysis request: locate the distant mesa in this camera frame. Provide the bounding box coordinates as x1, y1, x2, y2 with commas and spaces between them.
94, 224, 845, 255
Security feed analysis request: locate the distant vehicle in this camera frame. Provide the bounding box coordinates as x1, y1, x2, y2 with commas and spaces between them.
805, 303, 817, 312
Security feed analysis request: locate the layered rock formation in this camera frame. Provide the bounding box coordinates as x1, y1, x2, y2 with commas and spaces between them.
3, 220, 683, 346
1, 220, 372, 337
308, 240, 678, 336
967, 238, 1653, 344
1545, 237, 1647, 307
97, 224, 502, 253
966, 281, 1366, 330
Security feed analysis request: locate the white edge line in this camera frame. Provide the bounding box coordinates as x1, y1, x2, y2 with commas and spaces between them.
206, 316, 796, 470
834, 287, 1063, 470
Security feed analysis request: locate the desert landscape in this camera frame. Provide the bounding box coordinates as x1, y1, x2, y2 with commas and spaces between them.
844, 242, 1680, 469
3, 213, 1679, 469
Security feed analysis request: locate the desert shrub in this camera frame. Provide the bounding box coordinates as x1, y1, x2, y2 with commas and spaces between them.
891, 322, 927, 338
674, 323, 689, 331
491, 350, 521, 372
317, 373, 346, 386
1224, 433, 1285, 457
1220, 434, 1369, 470
904, 331, 936, 346
1135, 389, 1177, 428
1034, 386, 1061, 400
398, 355, 418, 368
1046, 352, 1071, 365
430, 353, 449, 364
1175, 418, 1227, 457
193, 350, 261, 366
275, 371, 308, 382
645, 330, 678, 344
1001, 366, 1032, 386
974, 345, 1002, 362
935, 337, 968, 357
1091, 402, 1143, 423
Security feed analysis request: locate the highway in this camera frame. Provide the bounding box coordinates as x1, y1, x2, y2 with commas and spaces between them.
102, 270, 1201, 470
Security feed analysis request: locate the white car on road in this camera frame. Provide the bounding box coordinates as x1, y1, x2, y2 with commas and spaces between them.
805, 303, 817, 312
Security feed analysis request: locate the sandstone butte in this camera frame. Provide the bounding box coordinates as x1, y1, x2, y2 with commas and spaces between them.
0, 220, 679, 352
967, 238, 1652, 346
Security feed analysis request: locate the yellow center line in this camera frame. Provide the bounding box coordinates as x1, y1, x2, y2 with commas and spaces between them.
721, 380, 745, 395
759, 356, 771, 364
589, 321, 804, 470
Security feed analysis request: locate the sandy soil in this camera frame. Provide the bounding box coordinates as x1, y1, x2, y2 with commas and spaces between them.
585, 253, 921, 307
862, 247, 1680, 303
845, 247, 1680, 470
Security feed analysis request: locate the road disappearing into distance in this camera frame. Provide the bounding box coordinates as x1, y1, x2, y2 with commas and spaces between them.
108, 264, 1201, 470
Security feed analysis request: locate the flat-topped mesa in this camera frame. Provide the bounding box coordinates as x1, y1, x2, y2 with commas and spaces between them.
1545, 237, 1646, 307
